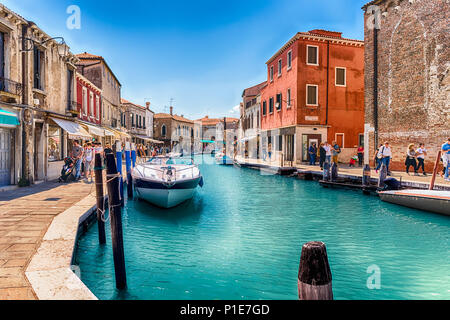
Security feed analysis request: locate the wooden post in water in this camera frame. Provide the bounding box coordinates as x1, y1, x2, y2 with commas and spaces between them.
378, 163, 387, 188
94, 153, 106, 245
131, 143, 137, 168
362, 164, 371, 186
429, 151, 442, 191
298, 241, 333, 300
125, 142, 133, 200
116, 141, 124, 207
323, 162, 331, 181
105, 153, 127, 290
331, 163, 338, 182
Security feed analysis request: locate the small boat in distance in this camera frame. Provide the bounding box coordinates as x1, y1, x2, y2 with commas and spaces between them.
132, 157, 203, 208
378, 189, 450, 216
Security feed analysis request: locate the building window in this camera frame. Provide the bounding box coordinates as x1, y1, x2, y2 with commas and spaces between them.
48, 125, 62, 162
33, 47, 44, 90
262, 101, 267, 116
131, 113, 134, 127
287, 50, 292, 70
307, 45, 319, 65
269, 97, 274, 114
276, 93, 282, 111
270, 66, 274, 82
136, 114, 139, 127
143, 117, 146, 129
161, 125, 166, 137
306, 85, 318, 106
278, 59, 282, 76
82, 87, 88, 115
89, 92, 94, 117
287, 88, 291, 108
96, 96, 100, 119
335, 67, 346, 87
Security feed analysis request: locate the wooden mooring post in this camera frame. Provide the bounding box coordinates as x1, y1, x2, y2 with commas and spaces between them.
94, 153, 106, 245
298, 241, 333, 300
331, 163, 338, 182
105, 153, 127, 290
429, 151, 442, 191
323, 162, 331, 181
378, 163, 387, 189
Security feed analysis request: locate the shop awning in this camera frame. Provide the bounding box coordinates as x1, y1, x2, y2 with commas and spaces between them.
104, 128, 116, 137
134, 135, 164, 144
83, 123, 105, 137
51, 117, 92, 140
0, 108, 20, 128
201, 140, 216, 144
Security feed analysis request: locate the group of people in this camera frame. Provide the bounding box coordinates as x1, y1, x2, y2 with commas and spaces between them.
70, 140, 165, 182
308, 141, 343, 169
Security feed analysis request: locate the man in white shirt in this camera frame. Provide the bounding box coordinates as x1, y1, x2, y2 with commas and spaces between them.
380, 142, 392, 175
323, 142, 332, 164
416, 143, 427, 176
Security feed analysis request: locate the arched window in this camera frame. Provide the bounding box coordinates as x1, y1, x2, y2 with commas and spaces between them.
161, 125, 167, 137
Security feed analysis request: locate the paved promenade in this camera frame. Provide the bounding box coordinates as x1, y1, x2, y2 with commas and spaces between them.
0, 181, 95, 300
235, 156, 449, 188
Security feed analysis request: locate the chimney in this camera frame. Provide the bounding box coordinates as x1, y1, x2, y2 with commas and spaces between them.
146, 102, 150, 110
170, 106, 173, 116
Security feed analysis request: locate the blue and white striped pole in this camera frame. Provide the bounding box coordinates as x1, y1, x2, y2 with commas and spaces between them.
125, 142, 133, 200
131, 143, 137, 168
116, 141, 124, 207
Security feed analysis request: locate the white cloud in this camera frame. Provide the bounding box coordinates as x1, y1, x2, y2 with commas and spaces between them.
229, 105, 240, 115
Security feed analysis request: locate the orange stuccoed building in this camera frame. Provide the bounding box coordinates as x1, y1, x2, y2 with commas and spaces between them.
260, 29, 365, 164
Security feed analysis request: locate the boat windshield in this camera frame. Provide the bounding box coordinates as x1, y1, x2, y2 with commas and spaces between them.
146, 157, 194, 166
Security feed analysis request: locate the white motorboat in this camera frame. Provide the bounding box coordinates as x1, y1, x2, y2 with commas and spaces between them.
132, 157, 203, 208
378, 189, 450, 216
215, 152, 234, 165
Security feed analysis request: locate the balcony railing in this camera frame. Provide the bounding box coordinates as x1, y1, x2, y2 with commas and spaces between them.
0, 77, 24, 97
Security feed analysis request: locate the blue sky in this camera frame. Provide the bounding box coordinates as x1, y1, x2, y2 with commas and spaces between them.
3, 0, 367, 119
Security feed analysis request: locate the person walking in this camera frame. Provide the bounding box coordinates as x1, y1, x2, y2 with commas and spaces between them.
331, 141, 341, 164
405, 144, 419, 176
309, 143, 317, 166
380, 142, 392, 176
319, 142, 326, 169
375, 144, 384, 172
357, 145, 364, 167
70, 140, 84, 181
442, 138, 450, 182
416, 143, 427, 176
323, 142, 332, 164
83, 142, 95, 181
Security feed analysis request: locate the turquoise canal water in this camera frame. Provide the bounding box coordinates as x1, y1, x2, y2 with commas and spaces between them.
75, 155, 450, 300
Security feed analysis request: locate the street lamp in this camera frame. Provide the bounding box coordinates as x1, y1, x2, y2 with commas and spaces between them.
21, 36, 70, 59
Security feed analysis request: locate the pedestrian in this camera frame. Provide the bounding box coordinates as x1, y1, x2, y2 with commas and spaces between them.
416, 143, 427, 176
379, 142, 392, 176
309, 143, 317, 165
70, 140, 84, 181
357, 145, 364, 167
323, 142, 332, 164
331, 141, 341, 164
319, 142, 326, 169
268, 143, 272, 161
374, 144, 384, 172
349, 155, 358, 167
442, 138, 450, 182
405, 144, 419, 176
83, 142, 94, 181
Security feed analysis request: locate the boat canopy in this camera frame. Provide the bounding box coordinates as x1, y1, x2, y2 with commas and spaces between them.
0, 107, 20, 128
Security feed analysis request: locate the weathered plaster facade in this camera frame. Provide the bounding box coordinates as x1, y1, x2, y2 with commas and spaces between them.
363, 0, 449, 170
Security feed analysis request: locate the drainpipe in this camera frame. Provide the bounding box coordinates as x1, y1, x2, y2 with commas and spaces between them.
326, 40, 330, 125
373, 28, 379, 149
20, 23, 30, 186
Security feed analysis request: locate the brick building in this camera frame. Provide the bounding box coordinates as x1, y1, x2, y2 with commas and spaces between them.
363, 0, 449, 171
260, 29, 365, 164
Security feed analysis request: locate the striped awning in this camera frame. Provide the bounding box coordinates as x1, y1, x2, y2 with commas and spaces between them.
0, 108, 20, 128
51, 118, 92, 140
83, 123, 105, 137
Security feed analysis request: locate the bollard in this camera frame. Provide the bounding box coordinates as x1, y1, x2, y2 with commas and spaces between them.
94, 154, 106, 245
331, 163, 338, 182
378, 163, 387, 189
298, 241, 333, 300
116, 142, 124, 207
362, 164, 371, 186
323, 162, 331, 181
105, 153, 127, 290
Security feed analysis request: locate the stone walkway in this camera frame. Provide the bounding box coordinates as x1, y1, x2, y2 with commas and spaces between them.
0, 181, 95, 300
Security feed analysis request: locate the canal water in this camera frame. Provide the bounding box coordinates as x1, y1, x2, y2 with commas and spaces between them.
75, 155, 450, 300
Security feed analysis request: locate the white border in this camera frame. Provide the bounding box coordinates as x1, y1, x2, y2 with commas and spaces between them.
287, 50, 292, 70
306, 45, 319, 66
335, 133, 345, 148
306, 84, 318, 106
335, 67, 347, 87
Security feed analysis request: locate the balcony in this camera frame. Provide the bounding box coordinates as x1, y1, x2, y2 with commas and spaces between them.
66, 101, 81, 117
0, 77, 24, 103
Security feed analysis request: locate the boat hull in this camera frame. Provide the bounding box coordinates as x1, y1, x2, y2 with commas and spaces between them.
379, 190, 450, 216
134, 177, 201, 208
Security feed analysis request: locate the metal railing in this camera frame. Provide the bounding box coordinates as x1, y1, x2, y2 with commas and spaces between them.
0, 77, 24, 96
